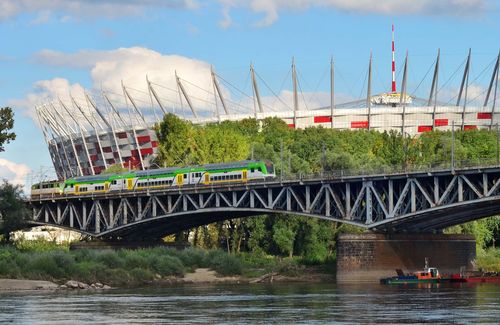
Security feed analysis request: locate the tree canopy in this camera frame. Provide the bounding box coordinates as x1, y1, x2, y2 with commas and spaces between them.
0, 107, 16, 152
153, 114, 500, 261
0, 181, 30, 242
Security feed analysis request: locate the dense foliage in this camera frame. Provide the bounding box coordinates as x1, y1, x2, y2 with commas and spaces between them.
154, 114, 500, 261
0, 181, 30, 242
0, 107, 16, 152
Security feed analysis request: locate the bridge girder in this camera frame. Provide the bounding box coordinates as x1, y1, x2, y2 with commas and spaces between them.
30, 166, 500, 240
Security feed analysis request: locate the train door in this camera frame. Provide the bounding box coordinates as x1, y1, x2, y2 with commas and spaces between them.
242, 170, 248, 181
176, 174, 184, 186
204, 173, 210, 185
127, 179, 134, 190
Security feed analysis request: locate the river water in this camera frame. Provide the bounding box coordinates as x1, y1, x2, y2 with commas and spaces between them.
0, 283, 499, 324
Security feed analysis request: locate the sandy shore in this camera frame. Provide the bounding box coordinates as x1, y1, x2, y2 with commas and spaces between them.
0, 268, 335, 290
0, 279, 59, 291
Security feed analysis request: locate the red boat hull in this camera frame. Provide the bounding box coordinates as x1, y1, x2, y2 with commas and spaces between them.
449, 274, 500, 283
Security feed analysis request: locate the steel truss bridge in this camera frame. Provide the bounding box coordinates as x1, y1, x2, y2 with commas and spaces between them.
30, 165, 500, 241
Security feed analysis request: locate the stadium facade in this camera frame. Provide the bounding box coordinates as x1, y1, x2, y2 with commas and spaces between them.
36, 45, 499, 180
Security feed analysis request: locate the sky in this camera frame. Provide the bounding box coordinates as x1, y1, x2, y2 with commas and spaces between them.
0, 0, 499, 190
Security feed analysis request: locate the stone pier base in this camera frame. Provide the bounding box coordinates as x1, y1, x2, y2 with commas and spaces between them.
336, 233, 476, 283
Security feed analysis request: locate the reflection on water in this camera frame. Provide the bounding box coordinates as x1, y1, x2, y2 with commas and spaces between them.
0, 283, 499, 324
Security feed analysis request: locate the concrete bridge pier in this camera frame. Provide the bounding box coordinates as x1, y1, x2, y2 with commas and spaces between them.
336, 233, 476, 282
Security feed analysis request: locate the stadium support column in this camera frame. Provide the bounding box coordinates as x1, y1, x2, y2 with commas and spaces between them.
176, 71, 198, 119
250, 63, 263, 119
39, 105, 75, 178
400, 51, 408, 134
59, 99, 94, 176
72, 95, 109, 172
211, 66, 220, 122
48, 103, 84, 177
35, 106, 66, 180
122, 83, 147, 127
330, 57, 335, 129
486, 51, 500, 128
457, 49, 471, 130
211, 66, 229, 117
147, 76, 167, 117
367, 52, 372, 131
86, 93, 124, 168
292, 57, 298, 128
428, 49, 440, 128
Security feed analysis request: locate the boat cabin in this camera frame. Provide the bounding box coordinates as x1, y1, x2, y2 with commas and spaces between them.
415, 267, 440, 280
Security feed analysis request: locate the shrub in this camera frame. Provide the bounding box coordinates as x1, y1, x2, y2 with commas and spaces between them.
96, 250, 124, 269
0, 259, 20, 278
26, 253, 66, 279
71, 261, 107, 284
130, 268, 155, 282
122, 251, 151, 269
152, 255, 184, 276
102, 268, 132, 286
164, 247, 207, 269
206, 250, 243, 276
15, 238, 67, 252
50, 250, 75, 274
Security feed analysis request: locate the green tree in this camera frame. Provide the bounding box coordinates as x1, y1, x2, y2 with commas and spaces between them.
155, 113, 195, 166
0, 107, 16, 152
0, 181, 30, 242
102, 163, 128, 174
272, 215, 298, 257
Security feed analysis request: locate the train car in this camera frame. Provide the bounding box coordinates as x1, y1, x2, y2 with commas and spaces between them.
30, 180, 63, 199
62, 172, 135, 195
33, 160, 276, 197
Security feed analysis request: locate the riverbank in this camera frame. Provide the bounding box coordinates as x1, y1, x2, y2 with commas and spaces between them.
0, 266, 335, 291
0, 243, 336, 288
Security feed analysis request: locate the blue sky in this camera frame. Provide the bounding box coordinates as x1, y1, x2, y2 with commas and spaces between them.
0, 0, 499, 188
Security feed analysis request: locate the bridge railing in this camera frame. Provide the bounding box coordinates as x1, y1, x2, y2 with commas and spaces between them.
279, 156, 500, 182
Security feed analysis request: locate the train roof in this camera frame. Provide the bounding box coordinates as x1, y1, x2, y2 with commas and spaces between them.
134, 160, 265, 176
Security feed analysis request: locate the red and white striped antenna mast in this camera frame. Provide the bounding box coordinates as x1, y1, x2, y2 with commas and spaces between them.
392, 24, 397, 93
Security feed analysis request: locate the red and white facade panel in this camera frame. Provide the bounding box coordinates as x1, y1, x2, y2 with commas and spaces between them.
48, 126, 159, 179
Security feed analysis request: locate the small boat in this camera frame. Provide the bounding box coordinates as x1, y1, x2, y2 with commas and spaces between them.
380, 267, 442, 284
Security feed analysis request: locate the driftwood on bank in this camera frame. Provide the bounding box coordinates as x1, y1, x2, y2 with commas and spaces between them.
249, 272, 278, 283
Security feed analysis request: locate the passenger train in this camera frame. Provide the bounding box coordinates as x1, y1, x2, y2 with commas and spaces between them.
31, 160, 275, 199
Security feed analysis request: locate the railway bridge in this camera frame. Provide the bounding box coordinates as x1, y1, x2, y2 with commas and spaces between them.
29, 164, 500, 241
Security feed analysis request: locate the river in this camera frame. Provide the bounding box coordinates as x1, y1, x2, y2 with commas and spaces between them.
0, 283, 499, 324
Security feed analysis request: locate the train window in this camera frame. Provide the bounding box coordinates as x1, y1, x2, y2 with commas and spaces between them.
184, 174, 187, 179
257, 167, 262, 172
251, 168, 254, 173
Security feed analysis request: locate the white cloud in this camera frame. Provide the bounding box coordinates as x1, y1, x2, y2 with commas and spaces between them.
0, 0, 199, 21
438, 84, 486, 106
9, 78, 85, 120
14, 47, 220, 122
218, 0, 489, 27
18, 47, 358, 125
0, 159, 31, 189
